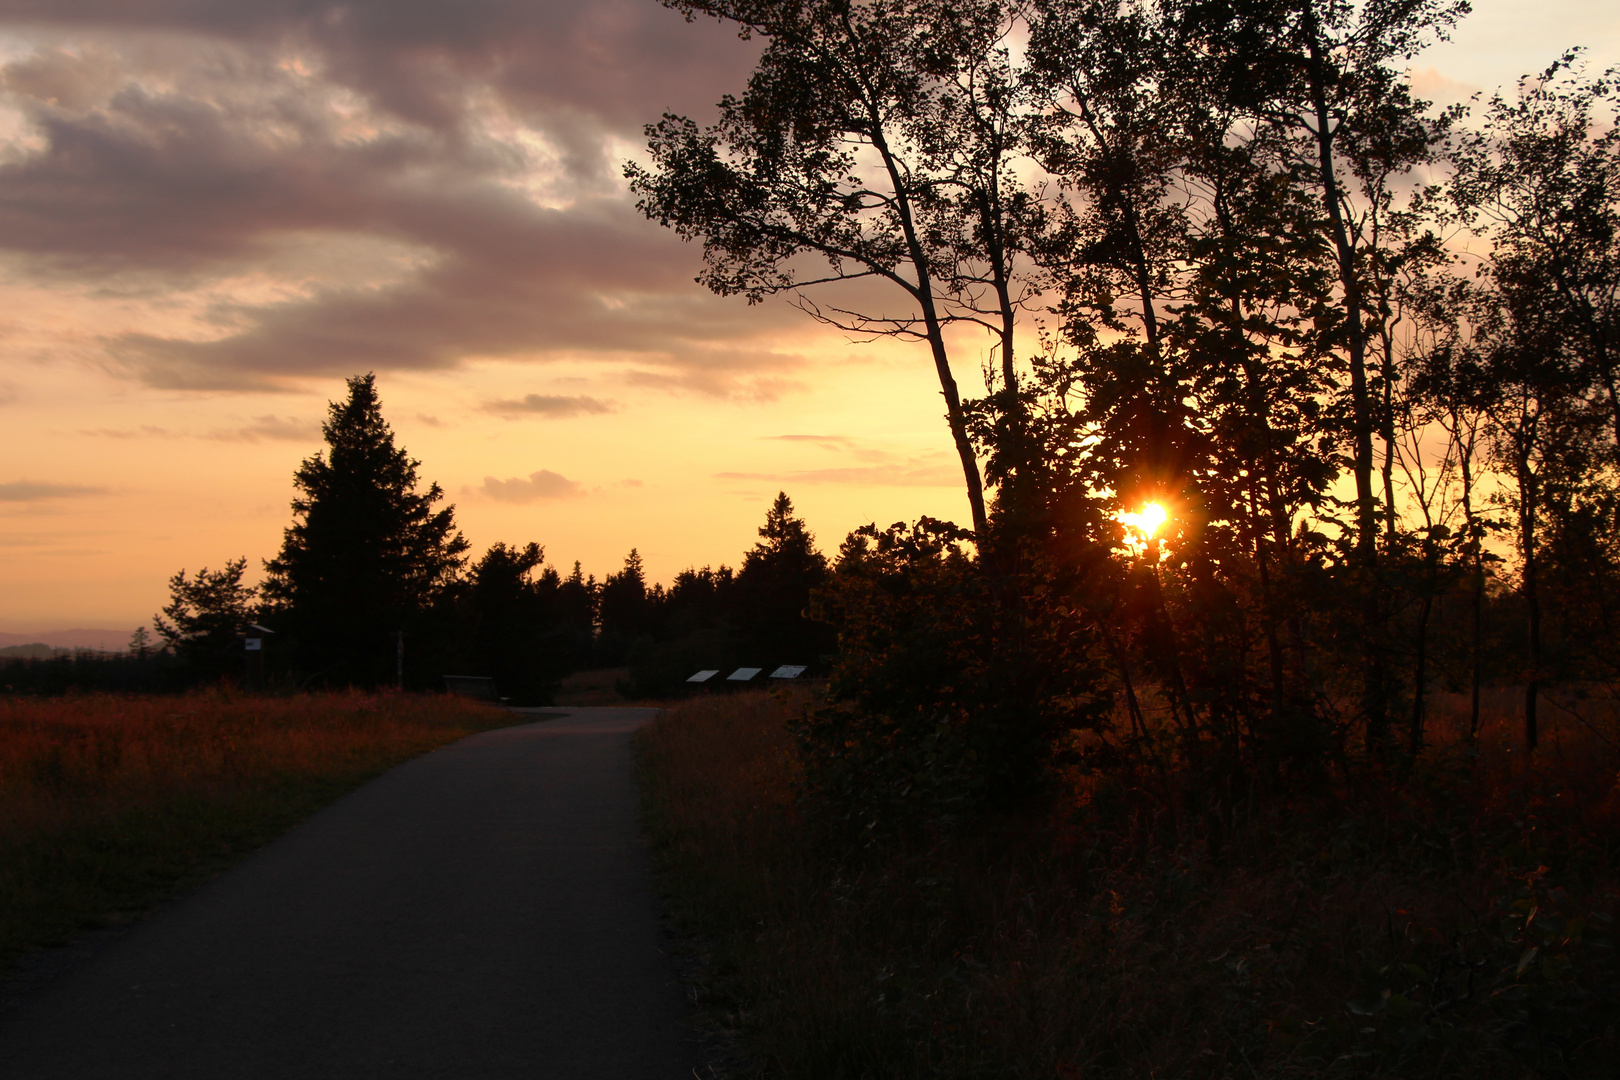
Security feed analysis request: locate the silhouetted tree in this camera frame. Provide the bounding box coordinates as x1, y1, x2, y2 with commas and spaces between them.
463, 542, 570, 704
261, 373, 468, 687
663, 565, 737, 630
627, 0, 1620, 830
1444, 55, 1620, 750
623, 564, 740, 698
1451, 52, 1620, 456
597, 549, 654, 665
627, 0, 1052, 541
153, 558, 258, 675
734, 492, 832, 665
1405, 276, 1496, 738
556, 561, 598, 670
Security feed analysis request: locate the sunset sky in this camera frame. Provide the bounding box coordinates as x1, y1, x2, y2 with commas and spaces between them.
2, 0, 1616, 636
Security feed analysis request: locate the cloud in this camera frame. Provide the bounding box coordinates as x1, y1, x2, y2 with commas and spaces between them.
479, 469, 585, 503
759, 433, 944, 468
0, 54, 440, 272
1, 44, 123, 111
0, 480, 108, 501
0, 531, 62, 548
715, 460, 962, 487
79, 425, 176, 439
625, 363, 808, 402
414, 413, 446, 427
1407, 66, 1480, 104
483, 393, 616, 418
0, 2, 758, 141
0, 10, 811, 397
77, 418, 316, 441
767, 434, 853, 451
205, 415, 321, 442
93, 193, 806, 392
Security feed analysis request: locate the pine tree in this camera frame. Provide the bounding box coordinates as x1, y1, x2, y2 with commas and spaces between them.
557, 561, 598, 669
597, 549, 653, 664
734, 492, 831, 665
261, 373, 467, 686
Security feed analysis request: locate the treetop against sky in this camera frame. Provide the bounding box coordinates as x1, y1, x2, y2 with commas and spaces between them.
0, 0, 1615, 631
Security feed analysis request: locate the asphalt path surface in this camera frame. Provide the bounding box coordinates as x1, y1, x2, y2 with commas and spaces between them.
0, 707, 695, 1079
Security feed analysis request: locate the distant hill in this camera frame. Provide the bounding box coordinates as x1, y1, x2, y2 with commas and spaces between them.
0, 643, 56, 659
0, 629, 134, 651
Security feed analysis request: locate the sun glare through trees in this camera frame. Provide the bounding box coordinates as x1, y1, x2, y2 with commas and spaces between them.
1115, 502, 1169, 555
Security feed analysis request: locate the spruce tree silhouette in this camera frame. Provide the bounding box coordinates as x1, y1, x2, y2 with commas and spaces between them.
734, 492, 831, 666
262, 373, 467, 687
557, 561, 599, 669
597, 549, 653, 665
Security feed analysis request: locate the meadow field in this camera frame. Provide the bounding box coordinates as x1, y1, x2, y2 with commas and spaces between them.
0, 690, 513, 973
638, 689, 1620, 1079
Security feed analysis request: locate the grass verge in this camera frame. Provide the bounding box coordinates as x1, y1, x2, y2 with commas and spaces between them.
0, 689, 515, 973
637, 689, 1618, 1079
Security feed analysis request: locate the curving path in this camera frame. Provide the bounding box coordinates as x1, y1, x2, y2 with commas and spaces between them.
0, 707, 693, 1079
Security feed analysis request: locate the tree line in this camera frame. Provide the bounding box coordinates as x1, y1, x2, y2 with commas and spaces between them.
628, 0, 1620, 823
17, 0, 1616, 819
136, 374, 831, 703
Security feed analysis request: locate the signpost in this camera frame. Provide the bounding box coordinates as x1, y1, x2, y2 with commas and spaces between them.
242, 623, 274, 691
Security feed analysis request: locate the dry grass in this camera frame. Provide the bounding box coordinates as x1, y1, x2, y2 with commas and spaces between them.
1426, 686, 1620, 791
638, 690, 1620, 1079
0, 689, 514, 972
554, 667, 633, 706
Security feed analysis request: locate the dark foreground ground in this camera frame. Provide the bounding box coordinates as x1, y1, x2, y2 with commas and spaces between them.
0, 707, 693, 1079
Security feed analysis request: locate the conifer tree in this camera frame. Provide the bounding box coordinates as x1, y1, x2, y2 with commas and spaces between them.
597, 549, 654, 664
261, 373, 467, 686
734, 492, 831, 665
557, 561, 599, 669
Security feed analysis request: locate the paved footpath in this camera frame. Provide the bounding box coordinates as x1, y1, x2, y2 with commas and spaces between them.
0, 707, 694, 1079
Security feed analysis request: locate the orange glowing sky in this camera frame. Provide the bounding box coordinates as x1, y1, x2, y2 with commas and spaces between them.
1, 0, 1616, 635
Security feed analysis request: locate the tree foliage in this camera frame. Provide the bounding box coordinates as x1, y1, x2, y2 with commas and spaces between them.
632, 0, 1620, 836
598, 549, 655, 666
152, 558, 258, 674
735, 492, 833, 663
457, 543, 574, 705
261, 373, 468, 687
629, 0, 1052, 538
623, 492, 836, 697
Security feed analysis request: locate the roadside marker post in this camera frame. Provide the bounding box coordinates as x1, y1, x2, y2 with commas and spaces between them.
241, 623, 274, 692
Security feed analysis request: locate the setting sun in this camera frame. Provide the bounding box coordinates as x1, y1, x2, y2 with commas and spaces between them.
1116, 502, 1168, 545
